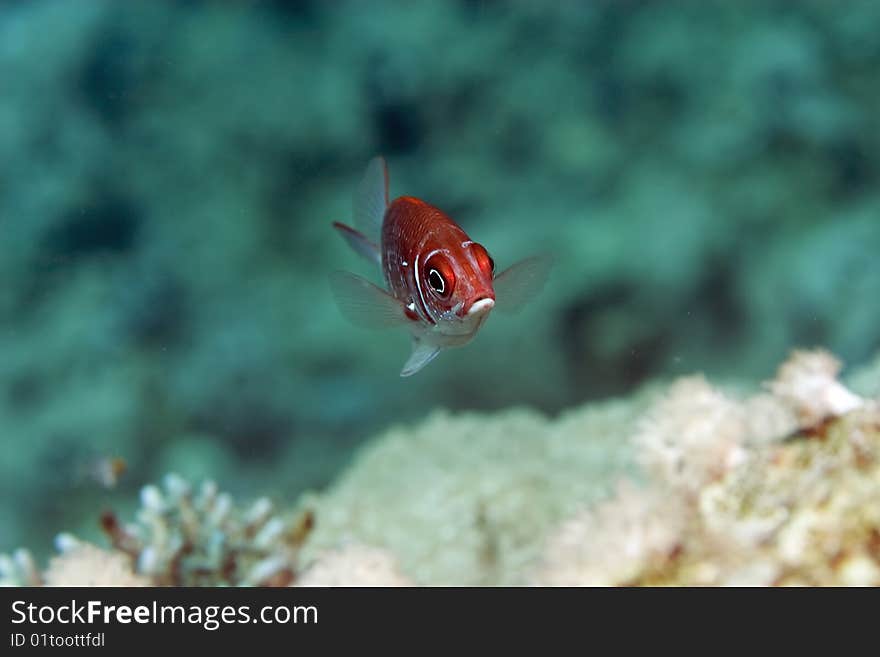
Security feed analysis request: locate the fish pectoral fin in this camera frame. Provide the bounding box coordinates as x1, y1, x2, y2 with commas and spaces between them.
492, 254, 554, 314
333, 222, 381, 265
400, 339, 441, 377
353, 156, 389, 243
329, 271, 409, 329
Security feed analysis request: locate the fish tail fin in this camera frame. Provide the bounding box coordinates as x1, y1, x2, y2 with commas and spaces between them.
333, 221, 381, 265
353, 156, 389, 242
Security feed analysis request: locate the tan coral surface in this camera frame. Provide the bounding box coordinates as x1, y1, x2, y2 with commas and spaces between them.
4, 350, 878, 587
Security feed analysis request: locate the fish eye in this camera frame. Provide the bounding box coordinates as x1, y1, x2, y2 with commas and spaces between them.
428, 269, 447, 295
424, 253, 455, 299
471, 243, 495, 276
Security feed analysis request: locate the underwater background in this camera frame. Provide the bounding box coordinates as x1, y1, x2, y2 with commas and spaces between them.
1, 0, 879, 573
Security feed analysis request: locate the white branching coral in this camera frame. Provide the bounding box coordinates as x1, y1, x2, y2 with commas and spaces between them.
1, 474, 313, 587
0, 548, 42, 586
297, 545, 412, 587
99, 473, 314, 586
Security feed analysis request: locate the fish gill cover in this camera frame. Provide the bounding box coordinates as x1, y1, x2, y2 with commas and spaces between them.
0, 0, 878, 585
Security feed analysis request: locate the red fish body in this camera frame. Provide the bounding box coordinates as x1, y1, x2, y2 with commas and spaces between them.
332, 157, 550, 376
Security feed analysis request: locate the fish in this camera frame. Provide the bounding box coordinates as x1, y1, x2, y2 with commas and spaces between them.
76, 455, 128, 489
331, 156, 552, 377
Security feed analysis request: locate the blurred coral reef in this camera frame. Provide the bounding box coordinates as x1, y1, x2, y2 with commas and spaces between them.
297, 545, 412, 587
536, 351, 879, 585
4, 350, 878, 587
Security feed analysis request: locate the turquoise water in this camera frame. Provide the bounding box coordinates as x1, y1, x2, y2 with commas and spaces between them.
1, 0, 878, 558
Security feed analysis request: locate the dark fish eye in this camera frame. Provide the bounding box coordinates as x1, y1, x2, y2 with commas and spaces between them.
424, 252, 455, 298
488, 255, 495, 274
428, 268, 446, 295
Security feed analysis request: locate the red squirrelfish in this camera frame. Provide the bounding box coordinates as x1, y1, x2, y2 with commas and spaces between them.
331, 157, 551, 376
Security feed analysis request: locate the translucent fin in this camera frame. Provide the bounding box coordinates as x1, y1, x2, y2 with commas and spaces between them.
400, 338, 441, 377
353, 156, 389, 242
329, 271, 408, 329
333, 222, 381, 265
493, 254, 553, 314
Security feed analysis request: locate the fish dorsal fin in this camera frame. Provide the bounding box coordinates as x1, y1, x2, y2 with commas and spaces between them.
353, 156, 389, 243
333, 222, 381, 265
400, 338, 441, 377
493, 255, 553, 314
329, 271, 409, 328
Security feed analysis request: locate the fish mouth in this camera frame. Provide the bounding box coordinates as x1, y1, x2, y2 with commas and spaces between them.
465, 297, 495, 317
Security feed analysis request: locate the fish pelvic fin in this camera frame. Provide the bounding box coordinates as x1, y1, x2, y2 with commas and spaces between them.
329, 271, 409, 329
353, 156, 389, 243
493, 254, 554, 314
333, 222, 381, 265
400, 337, 441, 377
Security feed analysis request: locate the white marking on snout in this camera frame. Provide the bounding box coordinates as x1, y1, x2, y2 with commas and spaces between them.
467, 298, 495, 316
